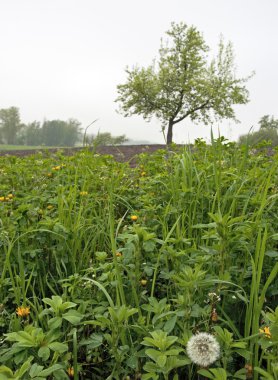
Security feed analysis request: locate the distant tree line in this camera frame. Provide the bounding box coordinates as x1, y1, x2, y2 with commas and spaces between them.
0, 107, 128, 147
239, 115, 278, 147
84, 132, 128, 146
0, 107, 82, 146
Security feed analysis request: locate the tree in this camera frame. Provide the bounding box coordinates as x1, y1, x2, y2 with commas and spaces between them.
85, 132, 128, 146
17, 121, 42, 145
116, 22, 252, 144
62, 119, 82, 146
40, 119, 82, 146
238, 115, 278, 147
258, 115, 278, 131
0, 107, 24, 144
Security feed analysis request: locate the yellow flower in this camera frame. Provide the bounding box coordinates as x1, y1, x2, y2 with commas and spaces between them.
7, 193, 14, 199
130, 215, 138, 222
259, 326, 271, 338
0, 196, 5, 202
140, 279, 147, 286
47, 205, 54, 210
67, 367, 74, 377
16, 306, 30, 318
141, 171, 146, 176
116, 252, 122, 257
80, 191, 88, 196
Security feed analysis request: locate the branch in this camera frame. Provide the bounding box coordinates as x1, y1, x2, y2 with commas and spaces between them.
171, 89, 185, 121
173, 99, 211, 124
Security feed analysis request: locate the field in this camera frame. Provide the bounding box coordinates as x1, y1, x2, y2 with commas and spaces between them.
0, 145, 57, 151
0, 140, 277, 380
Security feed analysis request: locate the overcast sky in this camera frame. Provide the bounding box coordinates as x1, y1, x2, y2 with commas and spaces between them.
0, 0, 277, 143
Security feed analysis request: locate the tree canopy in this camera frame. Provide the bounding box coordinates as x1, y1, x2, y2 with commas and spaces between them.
116, 22, 252, 144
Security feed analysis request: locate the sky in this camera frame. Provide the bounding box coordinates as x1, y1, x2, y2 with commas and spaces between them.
0, 0, 277, 144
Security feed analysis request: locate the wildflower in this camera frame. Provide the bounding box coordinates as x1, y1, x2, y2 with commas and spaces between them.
211, 308, 218, 322
208, 292, 221, 303
140, 279, 147, 286
80, 191, 88, 196
186, 332, 220, 367
259, 326, 271, 338
47, 173, 53, 177
16, 306, 30, 318
0, 196, 5, 202
67, 367, 74, 377
131, 215, 138, 222
52, 166, 61, 171
115, 252, 122, 257
7, 193, 14, 199
245, 364, 253, 379
47, 205, 53, 210
141, 171, 146, 176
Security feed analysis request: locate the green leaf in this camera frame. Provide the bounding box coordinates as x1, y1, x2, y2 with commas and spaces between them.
141, 372, 159, 380
157, 354, 167, 368
163, 315, 177, 333
48, 316, 62, 329
145, 348, 161, 362
0, 366, 14, 379
39, 364, 64, 377
5, 331, 37, 347
29, 363, 44, 377
48, 342, 68, 353
79, 333, 103, 348
265, 250, 278, 258
14, 357, 34, 378
254, 367, 274, 380
38, 346, 50, 361
143, 361, 161, 373
62, 310, 83, 325
198, 368, 227, 380
42, 296, 63, 310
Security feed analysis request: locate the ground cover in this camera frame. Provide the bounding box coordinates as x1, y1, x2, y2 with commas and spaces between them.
0, 140, 277, 380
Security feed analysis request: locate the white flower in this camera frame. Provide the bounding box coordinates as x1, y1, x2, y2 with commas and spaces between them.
186, 332, 220, 367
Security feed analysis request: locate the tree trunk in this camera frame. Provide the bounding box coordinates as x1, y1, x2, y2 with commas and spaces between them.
166, 120, 174, 145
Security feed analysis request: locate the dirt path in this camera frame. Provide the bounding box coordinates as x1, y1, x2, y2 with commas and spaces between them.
0, 145, 173, 166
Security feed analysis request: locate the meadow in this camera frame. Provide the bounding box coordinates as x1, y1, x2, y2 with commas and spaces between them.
0, 139, 277, 380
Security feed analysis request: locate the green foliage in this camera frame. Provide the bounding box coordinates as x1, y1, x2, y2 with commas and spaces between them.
141, 330, 190, 379
239, 114, 278, 147
40, 118, 82, 146
198, 368, 228, 380
0, 141, 277, 378
116, 22, 251, 144
85, 131, 128, 146
0, 106, 82, 147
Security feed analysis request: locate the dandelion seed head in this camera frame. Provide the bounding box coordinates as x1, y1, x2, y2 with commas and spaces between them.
186, 332, 220, 367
